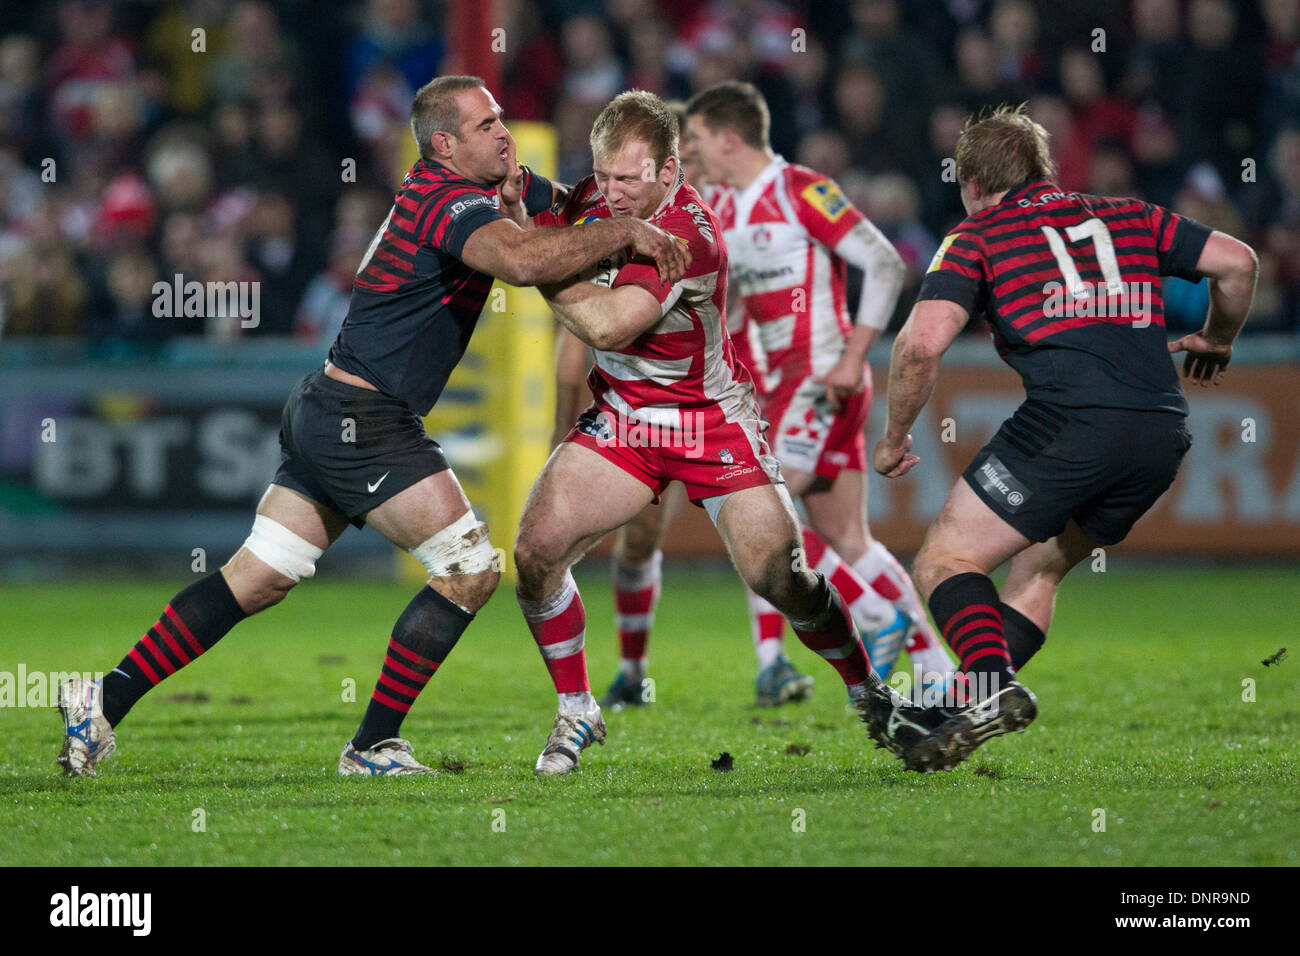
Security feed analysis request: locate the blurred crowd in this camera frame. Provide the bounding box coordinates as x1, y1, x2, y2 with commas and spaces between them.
1, 0, 1297, 348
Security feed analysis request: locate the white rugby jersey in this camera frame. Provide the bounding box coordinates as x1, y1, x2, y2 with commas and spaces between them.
714, 156, 871, 395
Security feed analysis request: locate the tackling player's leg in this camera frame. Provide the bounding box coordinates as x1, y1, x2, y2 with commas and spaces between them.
515, 442, 657, 775
341, 469, 501, 775
57, 484, 348, 777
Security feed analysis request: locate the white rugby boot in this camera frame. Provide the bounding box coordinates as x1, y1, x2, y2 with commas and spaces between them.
534, 706, 606, 775
57, 678, 117, 777
337, 738, 438, 775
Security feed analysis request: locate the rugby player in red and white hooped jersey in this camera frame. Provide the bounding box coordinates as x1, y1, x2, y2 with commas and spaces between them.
686, 81, 956, 697
549, 102, 834, 712
547, 101, 717, 713
514, 91, 896, 775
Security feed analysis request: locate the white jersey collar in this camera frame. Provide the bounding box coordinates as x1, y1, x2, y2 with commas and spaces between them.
652, 164, 687, 220
733, 154, 787, 219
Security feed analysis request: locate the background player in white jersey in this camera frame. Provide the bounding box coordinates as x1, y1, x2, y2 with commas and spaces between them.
514, 91, 891, 775
686, 81, 955, 698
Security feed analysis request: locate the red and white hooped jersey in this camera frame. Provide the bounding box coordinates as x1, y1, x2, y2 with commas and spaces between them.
543, 172, 758, 433
715, 156, 865, 396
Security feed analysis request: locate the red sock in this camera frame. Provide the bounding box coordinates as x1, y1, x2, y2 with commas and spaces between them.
789, 580, 874, 693
747, 590, 787, 667
519, 573, 590, 694
613, 552, 661, 663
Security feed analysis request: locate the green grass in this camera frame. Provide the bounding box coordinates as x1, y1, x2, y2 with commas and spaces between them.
1, 566, 1297, 866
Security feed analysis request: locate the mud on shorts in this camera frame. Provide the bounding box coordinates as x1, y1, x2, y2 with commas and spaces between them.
563, 400, 784, 525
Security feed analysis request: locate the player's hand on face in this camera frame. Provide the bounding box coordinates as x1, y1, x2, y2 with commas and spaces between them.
1168, 332, 1232, 387
813, 354, 867, 412
626, 219, 692, 286
873, 435, 918, 478
497, 133, 524, 207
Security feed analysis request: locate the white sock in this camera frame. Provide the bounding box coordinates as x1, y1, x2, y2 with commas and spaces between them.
559, 691, 597, 715
852, 542, 929, 626
618, 658, 646, 682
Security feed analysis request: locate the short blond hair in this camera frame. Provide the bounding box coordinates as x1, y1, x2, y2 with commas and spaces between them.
590, 90, 679, 170
954, 103, 1056, 193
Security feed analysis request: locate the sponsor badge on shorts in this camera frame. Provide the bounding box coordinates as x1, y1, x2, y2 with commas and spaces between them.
975, 453, 1032, 512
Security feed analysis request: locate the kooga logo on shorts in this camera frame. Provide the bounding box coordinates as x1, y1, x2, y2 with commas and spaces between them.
977, 454, 1032, 512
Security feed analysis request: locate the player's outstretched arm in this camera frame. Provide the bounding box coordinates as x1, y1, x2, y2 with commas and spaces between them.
540, 278, 663, 352
460, 217, 690, 289
1167, 231, 1259, 386
873, 298, 968, 478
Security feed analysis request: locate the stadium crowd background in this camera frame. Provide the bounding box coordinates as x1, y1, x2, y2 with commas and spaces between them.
1, 0, 1297, 349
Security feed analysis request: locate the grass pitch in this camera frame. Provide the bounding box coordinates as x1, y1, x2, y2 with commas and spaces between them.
1, 565, 1296, 866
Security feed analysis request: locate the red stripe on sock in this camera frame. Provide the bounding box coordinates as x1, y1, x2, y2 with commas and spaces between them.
371, 688, 412, 713
526, 589, 589, 693
756, 612, 786, 643
545, 654, 590, 694
954, 630, 1004, 659
614, 584, 657, 615
947, 615, 1001, 649
618, 630, 649, 660
165, 605, 204, 657
128, 646, 161, 685
869, 572, 903, 602
800, 528, 828, 567
377, 670, 422, 698
139, 633, 176, 676
388, 638, 437, 671
384, 654, 434, 683
791, 595, 871, 686
829, 566, 865, 606
155, 621, 193, 667
942, 604, 1002, 640
964, 645, 1011, 666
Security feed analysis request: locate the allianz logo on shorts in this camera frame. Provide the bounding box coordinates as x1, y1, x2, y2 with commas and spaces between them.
977, 454, 1032, 512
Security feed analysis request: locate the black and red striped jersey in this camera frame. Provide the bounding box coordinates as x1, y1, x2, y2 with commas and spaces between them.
917, 179, 1212, 414
327, 158, 554, 415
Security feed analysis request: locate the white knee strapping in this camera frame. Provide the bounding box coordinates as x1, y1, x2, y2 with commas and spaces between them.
410, 510, 497, 577
243, 514, 324, 583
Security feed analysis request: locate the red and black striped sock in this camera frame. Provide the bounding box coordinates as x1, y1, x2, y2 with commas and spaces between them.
928, 572, 1015, 699
351, 586, 473, 751
101, 572, 247, 726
